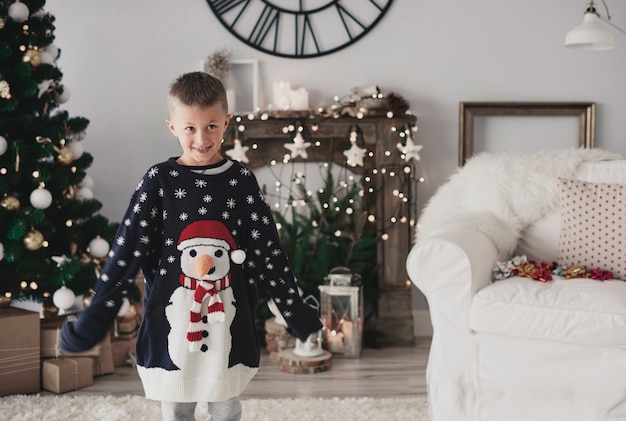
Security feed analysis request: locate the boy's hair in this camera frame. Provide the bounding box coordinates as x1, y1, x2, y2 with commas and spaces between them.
168, 71, 228, 115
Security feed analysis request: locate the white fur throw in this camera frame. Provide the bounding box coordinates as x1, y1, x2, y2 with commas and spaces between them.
416, 148, 622, 259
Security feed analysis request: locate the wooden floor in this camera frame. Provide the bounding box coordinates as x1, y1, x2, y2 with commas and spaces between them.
47, 338, 430, 399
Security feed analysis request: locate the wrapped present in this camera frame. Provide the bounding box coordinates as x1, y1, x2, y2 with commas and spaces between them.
0, 308, 40, 396
41, 319, 114, 376
111, 336, 137, 367
42, 357, 93, 393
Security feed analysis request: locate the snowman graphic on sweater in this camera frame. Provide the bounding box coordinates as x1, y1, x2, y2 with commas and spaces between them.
165, 220, 246, 370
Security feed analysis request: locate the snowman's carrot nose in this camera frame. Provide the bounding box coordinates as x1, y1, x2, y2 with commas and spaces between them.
194, 254, 214, 278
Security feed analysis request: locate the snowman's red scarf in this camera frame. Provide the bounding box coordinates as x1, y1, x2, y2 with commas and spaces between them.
180, 274, 232, 352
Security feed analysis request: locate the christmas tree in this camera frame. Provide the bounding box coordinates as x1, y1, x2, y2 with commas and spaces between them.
0, 0, 120, 313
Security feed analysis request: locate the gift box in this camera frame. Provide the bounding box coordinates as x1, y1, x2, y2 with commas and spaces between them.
41, 320, 115, 376
42, 357, 93, 393
111, 336, 137, 367
0, 308, 41, 396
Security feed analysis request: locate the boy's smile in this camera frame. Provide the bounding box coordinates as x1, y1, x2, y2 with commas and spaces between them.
166, 103, 231, 167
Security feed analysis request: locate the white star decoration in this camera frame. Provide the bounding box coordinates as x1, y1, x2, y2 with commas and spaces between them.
398, 136, 423, 162
52, 255, 70, 267
284, 131, 311, 159
225, 139, 250, 163
343, 143, 367, 167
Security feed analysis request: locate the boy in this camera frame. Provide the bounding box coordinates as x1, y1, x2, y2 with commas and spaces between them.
61, 72, 323, 421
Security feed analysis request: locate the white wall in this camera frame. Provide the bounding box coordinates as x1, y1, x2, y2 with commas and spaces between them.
45, 0, 626, 313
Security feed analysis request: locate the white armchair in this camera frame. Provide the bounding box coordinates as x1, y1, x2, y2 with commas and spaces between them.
407, 149, 626, 421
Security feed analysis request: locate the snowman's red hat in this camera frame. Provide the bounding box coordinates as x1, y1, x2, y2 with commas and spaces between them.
177, 220, 246, 264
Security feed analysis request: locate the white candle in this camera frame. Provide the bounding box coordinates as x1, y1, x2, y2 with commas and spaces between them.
289, 87, 309, 110
273, 81, 291, 110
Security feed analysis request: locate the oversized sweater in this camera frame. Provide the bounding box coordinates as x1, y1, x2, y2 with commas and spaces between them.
61, 158, 322, 402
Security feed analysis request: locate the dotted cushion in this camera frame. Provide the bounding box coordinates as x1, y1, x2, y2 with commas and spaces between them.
558, 178, 626, 280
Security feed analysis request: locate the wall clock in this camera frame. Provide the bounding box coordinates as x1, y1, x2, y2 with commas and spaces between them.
206, 0, 394, 59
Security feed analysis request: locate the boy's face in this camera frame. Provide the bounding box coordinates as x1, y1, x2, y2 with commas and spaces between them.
166, 102, 231, 166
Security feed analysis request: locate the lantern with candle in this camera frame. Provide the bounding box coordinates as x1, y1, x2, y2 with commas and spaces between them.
319, 268, 364, 358
293, 296, 324, 357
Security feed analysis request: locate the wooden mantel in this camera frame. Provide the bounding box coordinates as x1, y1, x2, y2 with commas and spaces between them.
223, 113, 417, 345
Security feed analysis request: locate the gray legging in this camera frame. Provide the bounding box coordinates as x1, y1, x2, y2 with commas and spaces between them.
161, 397, 242, 421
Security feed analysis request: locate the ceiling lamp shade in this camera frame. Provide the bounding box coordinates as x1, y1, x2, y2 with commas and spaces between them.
564, 0, 625, 51
565, 11, 615, 50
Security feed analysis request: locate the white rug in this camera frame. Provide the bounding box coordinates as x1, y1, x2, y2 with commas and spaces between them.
0, 394, 428, 421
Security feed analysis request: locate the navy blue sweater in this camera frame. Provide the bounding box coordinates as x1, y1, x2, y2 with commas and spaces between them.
61, 158, 322, 401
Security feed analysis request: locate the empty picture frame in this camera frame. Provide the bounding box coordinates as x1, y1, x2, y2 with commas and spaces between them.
458, 102, 596, 166
229, 59, 259, 115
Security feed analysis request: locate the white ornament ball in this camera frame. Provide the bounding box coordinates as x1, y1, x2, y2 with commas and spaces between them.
43, 43, 59, 60
56, 86, 70, 103
0, 135, 7, 156
53, 286, 76, 311
68, 141, 84, 160
231, 249, 246, 264
75, 186, 94, 201
117, 297, 131, 317
81, 174, 94, 189
89, 237, 110, 259
39, 50, 55, 66
8, 2, 29, 22
30, 188, 53, 209
0, 242, 4, 261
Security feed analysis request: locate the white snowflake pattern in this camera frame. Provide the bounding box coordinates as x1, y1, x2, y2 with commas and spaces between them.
270, 280, 277, 287
262, 216, 270, 225
136, 179, 144, 190
116, 236, 125, 246
167, 255, 176, 263
267, 240, 274, 247
226, 198, 236, 208
174, 188, 186, 199
248, 278, 255, 285
124, 218, 131, 226
117, 259, 127, 267
140, 192, 147, 202
195, 179, 207, 188
163, 210, 168, 220
151, 207, 159, 218
148, 167, 159, 178
251, 229, 260, 239
229, 179, 238, 186
133, 250, 142, 257
254, 249, 261, 256
101, 274, 110, 282
179, 212, 189, 221
140, 236, 150, 244
204, 195, 213, 203
286, 298, 294, 305
160, 268, 167, 276
271, 249, 281, 256
198, 207, 207, 215
241, 168, 251, 176
139, 220, 148, 228
222, 211, 230, 220
266, 263, 274, 270
274, 297, 282, 304
169, 170, 179, 177
246, 195, 254, 204
133, 203, 141, 213
283, 311, 293, 319
251, 212, 259, 221
165, 238, 174, 246
288, 288, 296, 294
158, 188, 164, 197
105, 300, 115, 308
237, 219, 243, 226
247, 261, 256, 268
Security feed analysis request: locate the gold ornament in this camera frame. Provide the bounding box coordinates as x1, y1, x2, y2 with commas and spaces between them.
56, 146, 74, 165
0, 17, 5, 30
23, 229, 44, 251
82, 289, 95, 308
1, 195, 20, 211
0, 80, 10, 99
23, 47, 42, 67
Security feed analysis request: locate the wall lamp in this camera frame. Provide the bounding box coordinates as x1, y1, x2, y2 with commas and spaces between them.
565, 0, 626, 50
